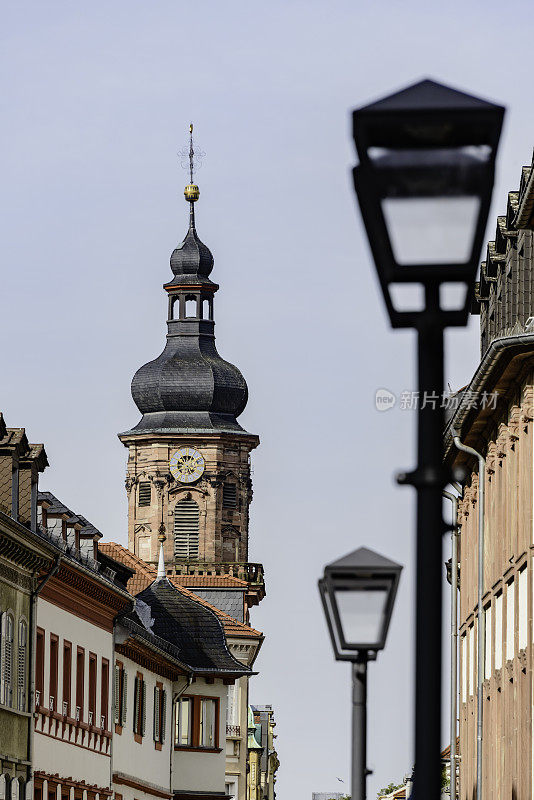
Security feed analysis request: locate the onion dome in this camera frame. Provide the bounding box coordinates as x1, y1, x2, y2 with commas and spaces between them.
122, 132, 250, 436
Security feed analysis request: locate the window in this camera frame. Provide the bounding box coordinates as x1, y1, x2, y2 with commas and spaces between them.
506, 578, 515, 661
484, 603, 492, 680
114, 662, 127, 729
133, 674, 146, 738
184, 296, 197, 318
222, 483, 237, 509
174, 499, 199, 560
495, 592, 503, 670
519, 566, 528, 651
49, 635, 58, 712
176, 696, 192, 746
101, 659, 109, 730
468, 623, 474, 697
63, 642, 72, 717
36, 628, 45, 705
200, 698, 217, 748
174, 695, 220, 750
153, 685, 167, 745
461, 633, 467, 703
138, 482, 151, 507
76, 647, 85, 721
226, 683, 238, 727
1, 613, 14, 706
88, 653, 97, 726
17, 620, 27, 711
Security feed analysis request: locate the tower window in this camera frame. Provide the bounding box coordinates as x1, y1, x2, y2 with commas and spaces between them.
222, 483, 237, 509
138, 482, 151, 507
174, 499, 199, 560
184, 296, 197, 318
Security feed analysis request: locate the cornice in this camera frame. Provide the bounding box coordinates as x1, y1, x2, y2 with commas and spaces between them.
444, 333, 534, 466
41, 566, 130, 631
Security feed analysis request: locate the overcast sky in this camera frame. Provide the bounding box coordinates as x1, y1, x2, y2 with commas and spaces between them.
2, 1, 534, 796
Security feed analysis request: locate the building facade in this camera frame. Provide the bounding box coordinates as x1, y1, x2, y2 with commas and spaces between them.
0, 415, 53, 799
445, 153, 534, 800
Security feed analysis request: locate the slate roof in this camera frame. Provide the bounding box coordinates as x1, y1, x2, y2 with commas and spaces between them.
122, 208, 250, 436
99, 542, 262, 639
124, 577, 250, 675
38, 491, 102, 538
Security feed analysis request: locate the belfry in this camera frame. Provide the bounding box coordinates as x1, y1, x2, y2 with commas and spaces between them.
119, 127, 261, 597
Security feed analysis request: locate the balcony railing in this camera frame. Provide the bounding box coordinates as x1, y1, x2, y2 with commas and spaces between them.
169, 561, 264, 586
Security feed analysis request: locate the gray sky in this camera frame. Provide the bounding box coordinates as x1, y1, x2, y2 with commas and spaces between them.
2, 1, 533, 796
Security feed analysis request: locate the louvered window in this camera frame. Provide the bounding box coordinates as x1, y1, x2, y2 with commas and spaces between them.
174, 499, 199, 559
114, 663, 127, 728
17, 620, 27, 711
154, 686, 166, 744
138, 482, 151, 507
222, 483, 237, 509
1, 613, 14, 707
133, 674, 146, 736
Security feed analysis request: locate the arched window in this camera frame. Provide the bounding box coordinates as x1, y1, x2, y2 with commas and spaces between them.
17, 619, 27, 711
184, 296, 197, 318
174, 499, 199, 559
1, 613, 14, 706
202, 299, 211, 320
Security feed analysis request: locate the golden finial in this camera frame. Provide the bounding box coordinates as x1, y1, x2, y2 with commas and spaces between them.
184, 122, 200, 203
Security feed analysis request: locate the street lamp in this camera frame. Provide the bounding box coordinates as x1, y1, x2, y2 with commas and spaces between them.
319, 547, 402, 800
351, 79, 504, 800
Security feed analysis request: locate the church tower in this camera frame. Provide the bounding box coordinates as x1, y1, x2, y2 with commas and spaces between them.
119, 127, 259, 580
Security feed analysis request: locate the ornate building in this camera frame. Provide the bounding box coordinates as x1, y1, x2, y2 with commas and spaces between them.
118, 134, 261, 593
444, 151, 534, 800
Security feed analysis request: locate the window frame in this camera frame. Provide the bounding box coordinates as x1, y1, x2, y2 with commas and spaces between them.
174, 694, 221, 752
76, 646, 85, 722
133, 672, 146, 742
62, 641, 72, 717
49, 634, 59, 713
17, 618, 28, 712
153, 683, 166, 748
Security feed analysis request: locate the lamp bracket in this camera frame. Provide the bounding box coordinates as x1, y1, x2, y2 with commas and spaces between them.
396, 465, 453, 488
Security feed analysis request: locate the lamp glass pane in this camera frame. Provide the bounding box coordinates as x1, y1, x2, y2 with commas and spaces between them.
334, 586, 388, 647
382, 196, 480, 265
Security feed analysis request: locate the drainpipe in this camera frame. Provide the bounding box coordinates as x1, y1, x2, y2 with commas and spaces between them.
443, 488, 460, 800
28, 556, 62, 784
453, 432, 485, 800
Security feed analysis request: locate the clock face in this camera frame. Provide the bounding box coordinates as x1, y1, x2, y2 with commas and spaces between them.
169, 447, 205, 484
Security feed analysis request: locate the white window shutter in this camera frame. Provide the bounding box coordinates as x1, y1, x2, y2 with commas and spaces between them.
161, 690, 166, 743
154, 686, 160, 741
121, 670, 128, 727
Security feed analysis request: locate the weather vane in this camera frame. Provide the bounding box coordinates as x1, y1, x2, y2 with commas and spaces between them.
178, 123, 205, 183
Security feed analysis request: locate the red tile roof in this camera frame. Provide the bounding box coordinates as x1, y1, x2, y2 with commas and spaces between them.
99, 542, 262, 639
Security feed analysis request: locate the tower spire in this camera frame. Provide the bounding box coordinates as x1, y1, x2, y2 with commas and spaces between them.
184, 123, 201, 229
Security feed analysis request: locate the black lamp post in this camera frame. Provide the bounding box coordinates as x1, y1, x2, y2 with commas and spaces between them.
351, 79, 504, 799
319, 547, 402, 800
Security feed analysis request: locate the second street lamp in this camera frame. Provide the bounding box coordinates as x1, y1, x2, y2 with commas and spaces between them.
319, 547, 402, 800
351, 79, 504, 800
